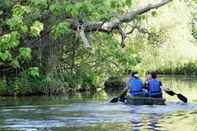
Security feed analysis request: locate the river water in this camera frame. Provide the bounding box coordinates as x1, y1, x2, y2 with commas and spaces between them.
0, 76, 197, 131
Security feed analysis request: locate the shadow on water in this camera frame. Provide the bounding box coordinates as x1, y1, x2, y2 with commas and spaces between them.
0, 76, 197, 131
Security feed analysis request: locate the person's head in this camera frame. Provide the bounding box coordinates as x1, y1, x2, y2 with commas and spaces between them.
132, 71, 139, 79
128, 70, 132, 75
145, 71, 152, 80
151, 72, 157, 79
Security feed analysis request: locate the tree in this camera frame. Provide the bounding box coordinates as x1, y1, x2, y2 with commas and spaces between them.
0, 0, 173, 95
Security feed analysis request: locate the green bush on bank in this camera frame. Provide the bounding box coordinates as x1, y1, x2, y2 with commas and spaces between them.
156, 61, 197, 75
0, 72, 67, 96
0, 67, 98, 96
0, 79, 7, 96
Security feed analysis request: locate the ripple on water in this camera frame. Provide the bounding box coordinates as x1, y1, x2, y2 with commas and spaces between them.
0, 101, 197, 130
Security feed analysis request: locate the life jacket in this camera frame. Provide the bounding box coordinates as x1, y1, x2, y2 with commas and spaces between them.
128, 78, 144, 96
148, 79, 162, 96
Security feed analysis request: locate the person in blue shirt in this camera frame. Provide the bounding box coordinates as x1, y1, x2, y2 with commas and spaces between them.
128, 72, 145, 97
147, 72, 163, 98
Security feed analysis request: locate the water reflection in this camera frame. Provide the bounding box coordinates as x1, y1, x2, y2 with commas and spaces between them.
161, 76, 197, 103
0, 102, 197, 131
0, 76, 196, 131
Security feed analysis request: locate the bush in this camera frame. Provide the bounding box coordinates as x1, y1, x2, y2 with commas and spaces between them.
156, 61, 197, 75
104, 76, 126, 93
0, 79, 8, 96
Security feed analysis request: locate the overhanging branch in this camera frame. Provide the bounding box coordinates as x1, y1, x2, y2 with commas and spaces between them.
78, 26, 91, 48
69, 0, 172, 47
70, 0, 172, 32
117, 24, 127, 47
27, 0, 173, 48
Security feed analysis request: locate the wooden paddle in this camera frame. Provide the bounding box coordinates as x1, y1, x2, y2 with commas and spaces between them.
164, 88, 188, 103
110, 88, 128, 103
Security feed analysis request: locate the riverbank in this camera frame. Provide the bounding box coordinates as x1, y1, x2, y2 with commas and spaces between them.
1, 71, 197, 97
156, 61, 197, 75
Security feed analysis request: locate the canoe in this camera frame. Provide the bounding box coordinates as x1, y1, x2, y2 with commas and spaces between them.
125, 96, 166, 105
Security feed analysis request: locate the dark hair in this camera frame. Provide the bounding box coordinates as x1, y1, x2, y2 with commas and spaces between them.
128, 70, 132, 75
145, 71, 151, 75
131, 71, 138, 77
151, 72, 157, 79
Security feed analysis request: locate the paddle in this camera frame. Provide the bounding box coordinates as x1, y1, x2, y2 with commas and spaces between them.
110, 88, 128, 103
164, 88, 188, 103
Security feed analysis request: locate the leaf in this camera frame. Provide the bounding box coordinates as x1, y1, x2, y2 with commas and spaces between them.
19, 47, 32, 60
0, 51, 11, 61
31, 0, 48, 7
0, 10, 3, 15
70, 6, 79, 17
125, 0, 132, 7
110, 0, 117, 8
20, 25, 28, 33
0, 32, 20, 50
27, 67, 39, 77
11, 59, 20, 68
7, 16, 23, 30
30, 21, 44, 37
151, 11, 158, 17
49, 3, 62, 15
12, 5, 31, 16
51, 21, 70, 39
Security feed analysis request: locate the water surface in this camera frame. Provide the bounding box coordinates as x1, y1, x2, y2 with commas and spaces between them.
0, 76, 197, 131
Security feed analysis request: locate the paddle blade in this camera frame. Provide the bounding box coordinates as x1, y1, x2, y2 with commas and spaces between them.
110, 97, 119, 103
177, 93, 188, 103
165, 90, 176, 96
119, 96, 126, 103
109, 88, 128, 103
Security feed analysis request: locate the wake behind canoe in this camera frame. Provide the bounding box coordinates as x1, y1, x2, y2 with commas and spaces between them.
125, 96, 166, 105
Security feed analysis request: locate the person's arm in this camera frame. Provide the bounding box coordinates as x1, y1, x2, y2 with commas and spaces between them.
144, 80, 148, 89
159, 81, 162, 86
159, 80, 163, 91
146, 81, 149, 92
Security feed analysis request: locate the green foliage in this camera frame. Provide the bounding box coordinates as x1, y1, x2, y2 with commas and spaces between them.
151, 11, 158, 17
193, 0, 197, 4
10, 59, 20, 68
110, 0, 122, 9
30, 21, 44, 37
7, 16, 28, 33
192, 18, 197, 40
0, 32, 20, 50
0, 0, 135, 95
77, 64, 97, 86
51, 21, 70, 39
19, 47, 32, 60
0, 79, 7, 95
27, 67, 39, 78
31, 0, 48, 8
1, 0, 197, 96
0, 73, 65, 96
157, 61, 197, 75
125, 0, 132, 7
49, 2, 63, 16
0, 50, 11, 61
12, 5, 31, 16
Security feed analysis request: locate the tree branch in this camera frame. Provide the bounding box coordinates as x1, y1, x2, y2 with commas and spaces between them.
69, 0, 172, 47
70, 0, 172, 32
26, 0, 172, 49
78, 26, 91, 48
117, 24, 127, 47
